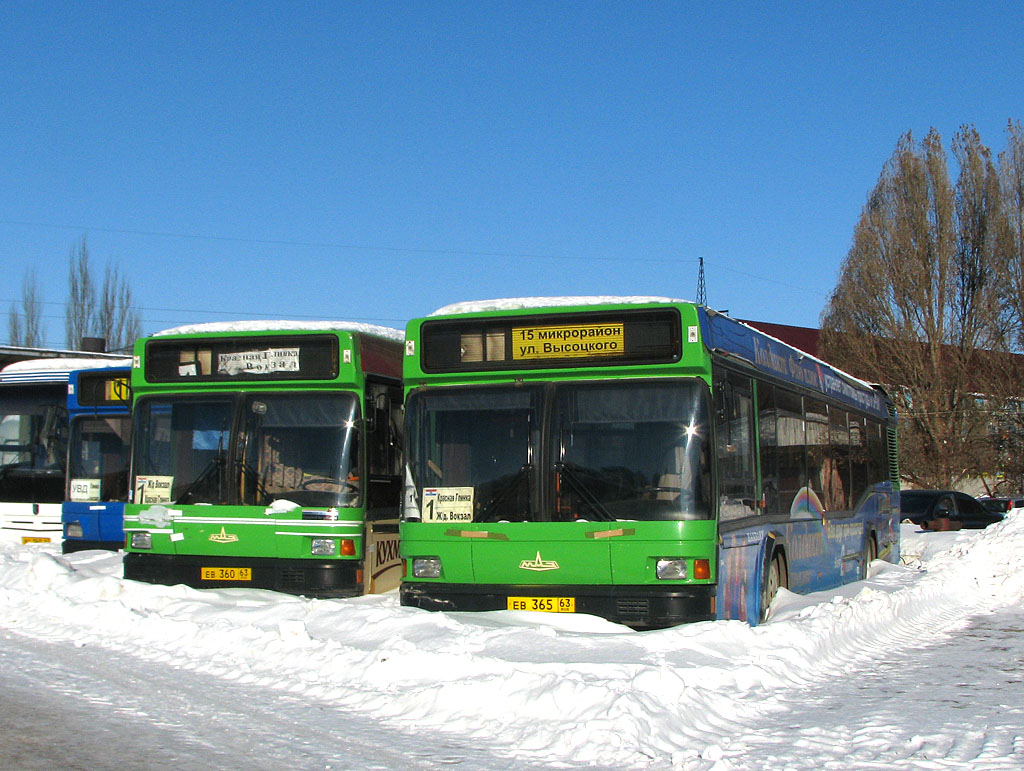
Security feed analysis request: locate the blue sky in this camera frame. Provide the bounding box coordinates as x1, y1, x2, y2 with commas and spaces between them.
3, 1, 1023, 349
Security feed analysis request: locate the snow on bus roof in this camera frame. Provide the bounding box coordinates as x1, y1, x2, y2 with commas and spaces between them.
1, 356, 131, 374
430, 296, 688, 316
153, 320, 404, 342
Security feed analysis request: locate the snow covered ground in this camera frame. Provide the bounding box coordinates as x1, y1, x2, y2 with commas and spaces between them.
1, 517, 1023, 770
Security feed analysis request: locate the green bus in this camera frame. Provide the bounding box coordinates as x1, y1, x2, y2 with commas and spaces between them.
123, 322, 404, 597
399, 298, 900, 628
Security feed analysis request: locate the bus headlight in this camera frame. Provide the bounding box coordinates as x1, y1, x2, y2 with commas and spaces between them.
310, 538, 335, 556
656, 558, 687, 580
66, 523, 83, 539
130, 532, 152, 550
412, 557, 442, 578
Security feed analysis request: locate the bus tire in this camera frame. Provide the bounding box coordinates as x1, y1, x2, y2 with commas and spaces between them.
862, 534, 877, 579
760, 553, 786, 623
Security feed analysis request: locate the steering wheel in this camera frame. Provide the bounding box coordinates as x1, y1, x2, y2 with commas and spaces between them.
299, 476, 358, 493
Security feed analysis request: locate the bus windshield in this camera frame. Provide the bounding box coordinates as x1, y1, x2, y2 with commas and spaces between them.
133, 392, 361, 508
0, 394, 68, 471
552, 381, 711, 522
68, 415, 131, 502
406, 387, 539, 522
0, 391, 68, 504
405, 380, 711, 523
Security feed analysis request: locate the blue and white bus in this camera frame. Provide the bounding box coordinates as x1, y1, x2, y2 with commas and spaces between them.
1, 356, 128, 544
62, 366, 132, 553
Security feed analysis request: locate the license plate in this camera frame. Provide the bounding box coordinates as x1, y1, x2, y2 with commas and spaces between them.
507, 596, 575, 613
21, 536, 51, 544
200, 567, 252, 582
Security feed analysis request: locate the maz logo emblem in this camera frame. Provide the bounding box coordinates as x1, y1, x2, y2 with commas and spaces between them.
519, 551, 559, 571
209, 527, 239, 544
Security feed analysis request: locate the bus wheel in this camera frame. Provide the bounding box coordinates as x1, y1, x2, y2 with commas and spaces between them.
862, 535, 877, 579
760, 554, 785, 623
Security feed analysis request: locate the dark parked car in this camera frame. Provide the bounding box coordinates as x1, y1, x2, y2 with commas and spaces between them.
978, 496, 1024, 515
901, 490, 1004, 529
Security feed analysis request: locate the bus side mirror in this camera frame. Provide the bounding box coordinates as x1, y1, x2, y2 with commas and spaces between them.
365, 393, 390, 433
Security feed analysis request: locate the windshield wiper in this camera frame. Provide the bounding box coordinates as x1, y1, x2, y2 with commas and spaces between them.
476, 464, 533, 523
553, 462, 617, 522
175, 452, 228, 504
239, 459, 272, 506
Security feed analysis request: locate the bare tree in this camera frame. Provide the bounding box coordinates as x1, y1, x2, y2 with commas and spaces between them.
66, 235, 96, 348
990, 120, 1024, 492
821, 127, 1010, 488
998, 120, 1024, 347
8, 269, 44, 347
63, 235, 141, 352
8, 305, 22, 346
98, 262, 141, 352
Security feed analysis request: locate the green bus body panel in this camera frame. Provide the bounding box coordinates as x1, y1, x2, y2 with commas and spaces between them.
401, 520, 717, 586
123, 503, 366, 560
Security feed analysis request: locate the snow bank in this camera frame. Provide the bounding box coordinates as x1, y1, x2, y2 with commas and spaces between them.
1, 518, 1022, 768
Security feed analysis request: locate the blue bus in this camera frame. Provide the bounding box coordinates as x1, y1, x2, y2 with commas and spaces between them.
62, 366, 132, 553
399, 298, 900, 627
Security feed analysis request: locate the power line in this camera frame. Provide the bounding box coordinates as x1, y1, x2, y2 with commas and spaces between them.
0, 298, 406, 325
0, 219, 698, 266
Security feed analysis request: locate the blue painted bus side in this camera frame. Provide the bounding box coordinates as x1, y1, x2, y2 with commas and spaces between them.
699, 308, 900, 624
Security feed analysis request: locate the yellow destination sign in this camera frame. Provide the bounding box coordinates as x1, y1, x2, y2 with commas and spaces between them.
511, 323, 625, 360
105, 377, 129, 402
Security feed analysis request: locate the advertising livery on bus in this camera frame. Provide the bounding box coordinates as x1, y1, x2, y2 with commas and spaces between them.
399, 297, 900, 628
122, 322, 404, 597
62, 366, 132, 553
1, 356, 128, 545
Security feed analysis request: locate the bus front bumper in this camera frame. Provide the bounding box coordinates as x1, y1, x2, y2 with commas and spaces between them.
123, 553, 364, 598
400, 582, 715, 629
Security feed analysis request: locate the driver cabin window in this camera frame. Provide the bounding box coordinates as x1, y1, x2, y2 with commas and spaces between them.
713, 367, 757, 520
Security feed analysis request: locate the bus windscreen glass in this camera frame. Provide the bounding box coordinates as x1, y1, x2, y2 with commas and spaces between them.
132, 393, 360, 508
405, 379, 711, 523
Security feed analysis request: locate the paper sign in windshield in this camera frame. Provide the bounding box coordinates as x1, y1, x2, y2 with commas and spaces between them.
69, 478, 101, 502
217, 348, 300, 376
421, 487, 474, 523
135, 475, 174, 504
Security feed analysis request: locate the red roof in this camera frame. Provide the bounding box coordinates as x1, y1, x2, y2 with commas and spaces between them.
740, 320, 821, 358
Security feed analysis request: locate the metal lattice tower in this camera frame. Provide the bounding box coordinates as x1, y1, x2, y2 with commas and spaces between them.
696, 257, 707, 306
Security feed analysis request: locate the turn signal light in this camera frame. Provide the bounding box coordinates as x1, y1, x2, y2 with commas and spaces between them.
340, 539, 356, 556
694, 559, 711, 580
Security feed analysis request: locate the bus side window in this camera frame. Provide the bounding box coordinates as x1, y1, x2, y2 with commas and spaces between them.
714, 367, 757, 520
757, 383, 780, 514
